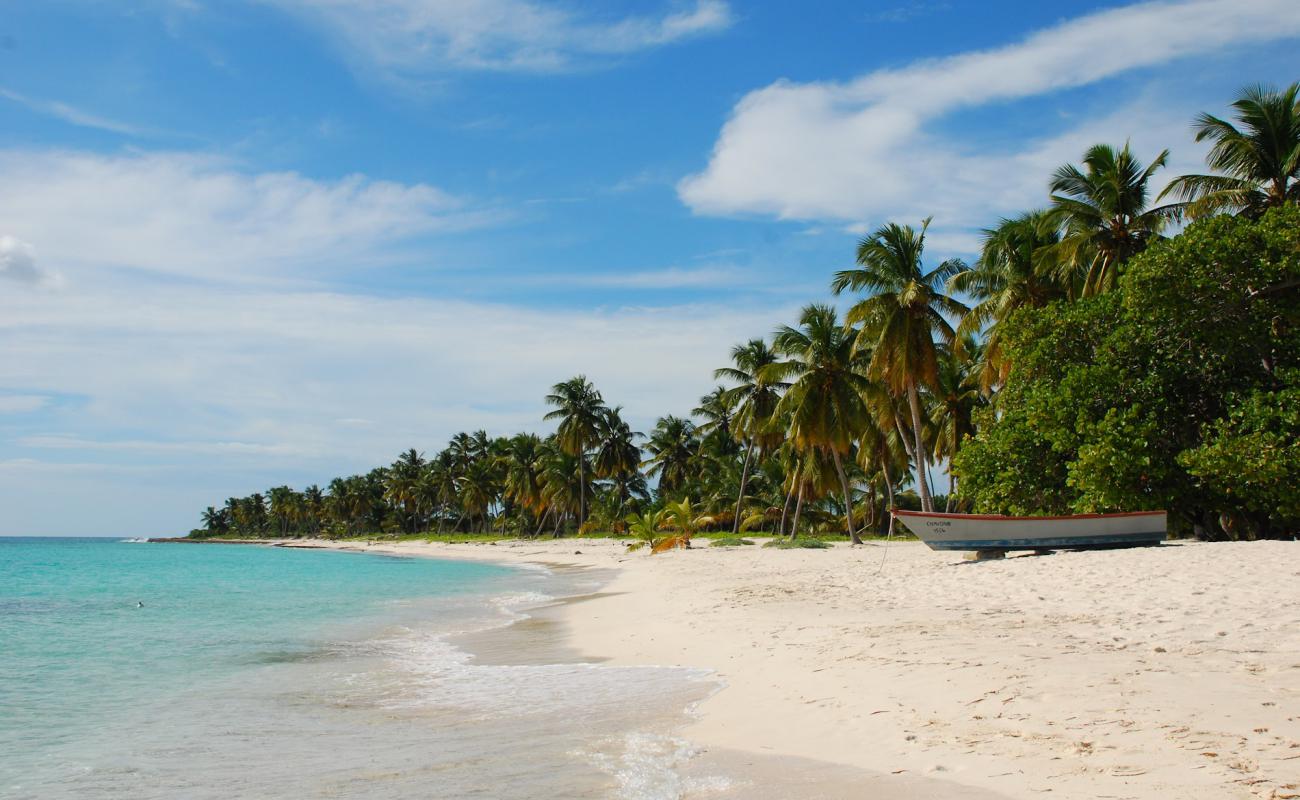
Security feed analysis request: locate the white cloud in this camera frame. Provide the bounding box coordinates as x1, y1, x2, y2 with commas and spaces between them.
267, 0, 733, 75
0, 150, 500, 281
679, 0, 1300, 233
0, 86, 147, 136
0, 279, 792, 477
19, 435, 312, 458
0, 236, 54, 285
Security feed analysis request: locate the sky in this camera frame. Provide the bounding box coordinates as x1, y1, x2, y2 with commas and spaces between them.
2, 0, 1297, 536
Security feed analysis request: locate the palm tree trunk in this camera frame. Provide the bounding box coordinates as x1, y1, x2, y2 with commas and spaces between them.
907, 379, 934, 512
831, 448, 862, 545
533, 508, 550, 539
881, 454, 896, 538
789, 484, 805, 541
779, 487, 794, 537
894, 412, 916, 462
732, 439, 755, 534
866, 483, 877, 531
578, 457, 586, 528
946, 425, 959, 512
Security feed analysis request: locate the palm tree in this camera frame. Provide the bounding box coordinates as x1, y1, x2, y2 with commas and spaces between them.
642, 415, 699, 495
928, 339, 985, 510
762, 304, 873, 543
539, 439, 585, 535
302, 485, 325, 536
458, 459, 497, 532
543, 376, 605, 527
624, 509, 665, 552
692, 387, 739, 454
246, 492, 269, 533
502, 433, 546, 531
267, 486, 298, 537
1161, 82, 1300, 219
200, 506, 228, 535
385, 449, 425, 533
948, 210, 1065, 389
1044, 142, 1175, 296
715, 338, 784, 534
855, 404, 908, 536
592, 406, 643, 517
832, 219, 966, 513
655, 497, 714, 551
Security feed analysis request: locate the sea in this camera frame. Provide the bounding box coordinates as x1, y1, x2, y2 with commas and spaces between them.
0, 537, 732, 799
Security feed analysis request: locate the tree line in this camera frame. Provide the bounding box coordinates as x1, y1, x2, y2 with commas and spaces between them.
195, 82, 1299, 542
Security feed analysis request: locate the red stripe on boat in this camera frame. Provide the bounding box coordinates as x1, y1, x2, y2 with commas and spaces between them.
891, 510, 1165, 521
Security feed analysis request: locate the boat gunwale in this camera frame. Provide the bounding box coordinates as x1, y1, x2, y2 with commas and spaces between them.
891, 510, 1166, 522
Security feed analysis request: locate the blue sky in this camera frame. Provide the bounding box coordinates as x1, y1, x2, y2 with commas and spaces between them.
2, 0, 1297, 535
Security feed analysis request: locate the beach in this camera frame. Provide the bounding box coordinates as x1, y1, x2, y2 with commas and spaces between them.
287, 538, 1300, 799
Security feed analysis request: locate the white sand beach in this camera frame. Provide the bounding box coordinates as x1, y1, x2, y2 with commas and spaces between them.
290, 538, 1300, 799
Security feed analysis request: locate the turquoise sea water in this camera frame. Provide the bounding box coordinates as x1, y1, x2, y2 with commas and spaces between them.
0, 538, 721, 799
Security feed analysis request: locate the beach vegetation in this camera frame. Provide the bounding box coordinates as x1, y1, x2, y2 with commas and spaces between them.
191, 83, 1298, 544
710, 537, 755, 547
761, 538, 830, 549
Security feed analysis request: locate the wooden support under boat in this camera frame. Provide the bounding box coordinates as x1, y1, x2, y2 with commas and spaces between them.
964, 550, 1006, 561
892, 509, 1167, 553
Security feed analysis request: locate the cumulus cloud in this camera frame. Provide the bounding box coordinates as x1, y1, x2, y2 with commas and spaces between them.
679, 0, 1300, 235
0, 236, 53, 285
266, 0, 734, 75
0, 150, 500, 281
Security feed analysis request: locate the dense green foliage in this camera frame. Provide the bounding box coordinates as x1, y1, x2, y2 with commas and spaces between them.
195, 83, 1299, 544
954, 207, 1300, 537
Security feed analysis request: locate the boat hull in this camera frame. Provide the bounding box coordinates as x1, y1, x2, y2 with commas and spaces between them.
893, 510, 1166, 552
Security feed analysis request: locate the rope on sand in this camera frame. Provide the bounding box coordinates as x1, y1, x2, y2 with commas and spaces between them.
875, 511, 895, 574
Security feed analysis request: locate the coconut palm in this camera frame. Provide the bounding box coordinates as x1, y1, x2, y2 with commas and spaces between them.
1161, 82, 1300, 219
592, 406, 643, 517
267, 486, 298, 537
200, 506, 228, 535
657, 497, 714, 546
623, 509, 665, 553
832, 219, 966, 513
543, 376, 605, 526
502, 433, 546, 528
301, 485, 325, 536
458, 459, 497, 532
692, 387, 739, 454
1044, 143, 1176, 297
539, 440, 586, 536
762, 304, 873, 543
948, 210, 1065, 389
715, 338, 785, 534
928, 339, 985, 509
385, 449, 425, 533
642, 415, 699, 495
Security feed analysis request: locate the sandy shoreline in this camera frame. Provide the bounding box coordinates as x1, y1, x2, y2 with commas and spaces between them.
281, 537, 1300, 799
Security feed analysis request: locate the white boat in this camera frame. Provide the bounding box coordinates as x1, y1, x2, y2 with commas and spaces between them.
893, 510, 1166, 552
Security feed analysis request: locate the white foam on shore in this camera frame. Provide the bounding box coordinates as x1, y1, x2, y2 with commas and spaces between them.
348, 575, 727, 799
584, 732, 736, 800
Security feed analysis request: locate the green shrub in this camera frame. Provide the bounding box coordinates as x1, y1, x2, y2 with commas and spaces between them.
762, 538, 829, 549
